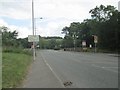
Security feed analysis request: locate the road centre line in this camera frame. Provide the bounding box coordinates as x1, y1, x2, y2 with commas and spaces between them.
102, 67, 118, 68
40, 53, 65, 88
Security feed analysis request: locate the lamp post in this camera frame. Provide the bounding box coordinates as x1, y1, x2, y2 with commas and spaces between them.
34, 17, 42, 52
32, 0, 43, 60
34, 17, 43, 35
32, 0, 35, 60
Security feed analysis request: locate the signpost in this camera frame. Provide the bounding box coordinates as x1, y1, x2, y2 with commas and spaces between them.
82, 41, 86, 46
82, 40, 87, 52
28, 35, 39, 60
94, 35, 98, 43
92, 35, 98, 53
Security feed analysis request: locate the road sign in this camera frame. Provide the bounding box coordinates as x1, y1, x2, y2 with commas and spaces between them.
94, 36, 98, 43
89, 44, 92, 48
82, 41, 86, 46
28, 35, 39, 42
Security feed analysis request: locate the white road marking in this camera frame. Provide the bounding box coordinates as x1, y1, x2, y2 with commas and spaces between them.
53, 50, 58, 52
107, 54, 120, 57
92, 64, 118, 73
40, 53, 65, 88
102, 67, 118, 68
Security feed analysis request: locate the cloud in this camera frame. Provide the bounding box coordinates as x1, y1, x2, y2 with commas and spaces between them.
0, 0, 119, 38
0, 19, 8, 26
0, 18, 66, 38
35, 19, 71, 37
1, 0, 118, 20
0, 0, 31, 19
0, 18, 32, 38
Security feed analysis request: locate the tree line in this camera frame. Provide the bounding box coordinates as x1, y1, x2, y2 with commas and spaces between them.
62, 5, 120, 52
1, 26, 32, 52
0, 26, 62, 50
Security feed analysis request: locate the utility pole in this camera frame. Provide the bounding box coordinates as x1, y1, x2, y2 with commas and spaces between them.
32, 0, 35, 60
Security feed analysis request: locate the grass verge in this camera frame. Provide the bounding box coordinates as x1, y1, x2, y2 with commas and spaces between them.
2, 52, 32, 88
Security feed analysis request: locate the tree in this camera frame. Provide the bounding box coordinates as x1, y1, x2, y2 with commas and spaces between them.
62, 22, 81, 48
1, 26, 31, 49
1, 26, 18, 47
89, 5, 119, 51
62, 5, 119, 52
39, 37, 63, 49
98, 10, 119, 51
89, 5, 116, 22
62, 21, 93, 48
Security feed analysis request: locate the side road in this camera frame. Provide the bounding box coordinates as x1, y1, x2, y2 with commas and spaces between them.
20, 50, 64, 88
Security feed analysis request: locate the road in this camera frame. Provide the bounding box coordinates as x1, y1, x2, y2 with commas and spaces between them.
39, 50, 118, 88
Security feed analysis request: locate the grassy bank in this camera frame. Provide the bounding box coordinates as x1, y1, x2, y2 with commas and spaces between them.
2, 52, 32, 88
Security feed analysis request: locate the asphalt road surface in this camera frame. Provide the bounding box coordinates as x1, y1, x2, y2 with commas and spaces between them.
39, 50, 118, 88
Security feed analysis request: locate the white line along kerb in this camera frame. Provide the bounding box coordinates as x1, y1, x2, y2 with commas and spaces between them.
40, 53, 65, 88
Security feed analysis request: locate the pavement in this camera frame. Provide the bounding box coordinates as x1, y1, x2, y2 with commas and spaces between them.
21, 50, 64, 88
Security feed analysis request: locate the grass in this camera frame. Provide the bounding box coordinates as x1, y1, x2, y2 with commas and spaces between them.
2, 47, 32, 55
2, 52, 32, 88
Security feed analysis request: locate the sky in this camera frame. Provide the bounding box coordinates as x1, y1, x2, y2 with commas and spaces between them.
0, 0, 119, 38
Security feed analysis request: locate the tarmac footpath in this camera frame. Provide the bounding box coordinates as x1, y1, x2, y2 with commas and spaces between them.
20, 51, 64, 88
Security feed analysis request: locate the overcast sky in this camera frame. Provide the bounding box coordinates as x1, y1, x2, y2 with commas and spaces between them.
0, 0, 119, 38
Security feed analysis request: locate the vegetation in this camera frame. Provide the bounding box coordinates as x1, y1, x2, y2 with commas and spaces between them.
1, 26, 32, 53
39, 37, 63, 49
62, 5, 120, 52
2, 52, 32, 88
43, 36, 63, 39
1, 26, 32, 88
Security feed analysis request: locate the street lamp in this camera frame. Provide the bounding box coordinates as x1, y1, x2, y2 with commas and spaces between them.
32, 0, 35, 60
34, 17, 42, 52
34, 17, 43, 35
32, 0, 42, 60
